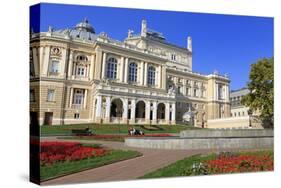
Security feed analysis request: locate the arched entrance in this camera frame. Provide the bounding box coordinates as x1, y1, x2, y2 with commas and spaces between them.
110, 99, 123, 118
157, 103, 165, 119
135, 101, 145, 118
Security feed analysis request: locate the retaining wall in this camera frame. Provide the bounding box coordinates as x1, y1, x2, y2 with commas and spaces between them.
180, 129, 273, 138
125, 137, 273, 150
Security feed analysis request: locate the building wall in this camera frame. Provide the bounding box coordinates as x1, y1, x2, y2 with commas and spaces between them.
30, 23, 230, 126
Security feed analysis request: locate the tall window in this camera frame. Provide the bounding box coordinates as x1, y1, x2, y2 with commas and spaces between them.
218, 84, 224, 100
50, 60, 60, 74
30, 62, 35, 77
147, 66, 156, 86
47, 89, 55, 102
186, 87, 190, 96
76, 65, 85, 77
194, 89, 198, 97
30, 89, 35, 102
73, 89, 84, 105
171, 54, 176, 61
178, 86, 181, 94
128, 62, 138, 82
106, 57, 117, 79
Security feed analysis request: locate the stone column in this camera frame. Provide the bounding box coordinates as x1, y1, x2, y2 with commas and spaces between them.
89, 54, 95, 80
144, 62, 148, 86
83, 89, 88, 109
190, 81, 194, 97
39, 47, 44, 75
101, 52, 107, 79
42, 46, 50, 76
171, 103, 176, 124
69, 87, 74, 108
61, 48, 67, 77
123, 98, 128, 123
130, 98, 136, 123
162, 66, 166, 90
145, 100, 151, 124
152, 101, 157, 124
165, 102, 170, 124
225, 85, 229, 102
120, 56, 124, 82
215, 82, 218, 100
72, 62, 77, 77
140, 61, 144, 85
124, 58, 129, 83
183, 79, 187, 95
105, 96, 111, 123
158, 66, 162, 88
67, 50, 74, 78
95, 95, 102, 123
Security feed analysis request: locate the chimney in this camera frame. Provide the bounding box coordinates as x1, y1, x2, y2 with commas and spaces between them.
187, 36, 192, 52
141, 20, 147, 37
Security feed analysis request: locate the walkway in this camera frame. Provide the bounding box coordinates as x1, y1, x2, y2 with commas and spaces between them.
41, 137, 209, 185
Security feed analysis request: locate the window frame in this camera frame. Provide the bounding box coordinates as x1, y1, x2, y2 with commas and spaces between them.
73, 89, 84, 105
76, 65, 86, 77
49, 59, 60, 74
128, 62, 138, 82
47, 89, 55, 102
147, 65, 156, 86
106, 57, 118, 80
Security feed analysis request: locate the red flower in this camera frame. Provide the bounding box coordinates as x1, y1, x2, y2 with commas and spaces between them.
39, 141, 106, 166
206, 154, 273, 174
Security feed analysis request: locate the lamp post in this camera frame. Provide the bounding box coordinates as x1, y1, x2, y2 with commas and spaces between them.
248, 109, 253, 128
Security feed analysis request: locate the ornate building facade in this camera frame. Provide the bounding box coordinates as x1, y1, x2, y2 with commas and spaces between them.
230, 88, 250, 117
30, 19, 230, 126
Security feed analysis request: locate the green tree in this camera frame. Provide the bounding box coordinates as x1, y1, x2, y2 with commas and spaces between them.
241, 58, 274, 127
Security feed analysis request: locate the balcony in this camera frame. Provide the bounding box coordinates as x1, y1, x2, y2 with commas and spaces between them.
71, 104, 83, 109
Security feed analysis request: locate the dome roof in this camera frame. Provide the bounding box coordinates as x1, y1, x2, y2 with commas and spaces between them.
75, 18, 95, 33
52, 18, 98, 41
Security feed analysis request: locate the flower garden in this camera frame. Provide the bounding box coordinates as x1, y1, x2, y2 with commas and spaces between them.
140, 150, 273, 179
206, 153, 273, 174
40, 142, 106, 166
39, 141, 141, 181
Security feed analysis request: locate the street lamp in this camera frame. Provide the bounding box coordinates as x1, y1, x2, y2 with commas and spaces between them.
248, 109, 253, 128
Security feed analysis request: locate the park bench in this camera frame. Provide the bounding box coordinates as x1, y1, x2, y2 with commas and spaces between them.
71, 128, 94, 136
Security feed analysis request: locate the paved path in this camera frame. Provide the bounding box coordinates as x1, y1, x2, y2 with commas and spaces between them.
41, 137, 209, 185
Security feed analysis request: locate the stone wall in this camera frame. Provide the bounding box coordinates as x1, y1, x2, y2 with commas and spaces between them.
180, 129, 273, 138
125, 137, 273, 150
125, 129, 273, 150
207, 116, 263, 129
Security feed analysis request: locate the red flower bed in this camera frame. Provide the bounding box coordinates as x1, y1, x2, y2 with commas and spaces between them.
40, 141, 106, 166
206, 155, 273, 174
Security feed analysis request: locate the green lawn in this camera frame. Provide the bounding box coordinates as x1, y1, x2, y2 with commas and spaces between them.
41, 149, 142, 181
139, 150, 273, 179
140, 154, 216, 179
59, 135, 126, 142
41, 123, 197, 136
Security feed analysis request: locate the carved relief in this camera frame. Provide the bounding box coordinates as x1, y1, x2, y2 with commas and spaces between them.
50, 47, 62, 57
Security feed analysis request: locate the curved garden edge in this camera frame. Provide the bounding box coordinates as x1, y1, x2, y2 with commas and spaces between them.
40, 146, 142, 182
139, 150, 273, 179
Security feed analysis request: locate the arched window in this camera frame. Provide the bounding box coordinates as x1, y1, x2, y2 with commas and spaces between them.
77, 55, 88, 61
106, 57, 117, 79
147, 66, 156, 86
128, 62, 138, 82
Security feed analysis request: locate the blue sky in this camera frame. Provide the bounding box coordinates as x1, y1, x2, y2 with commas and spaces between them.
30, 3, 273, 90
